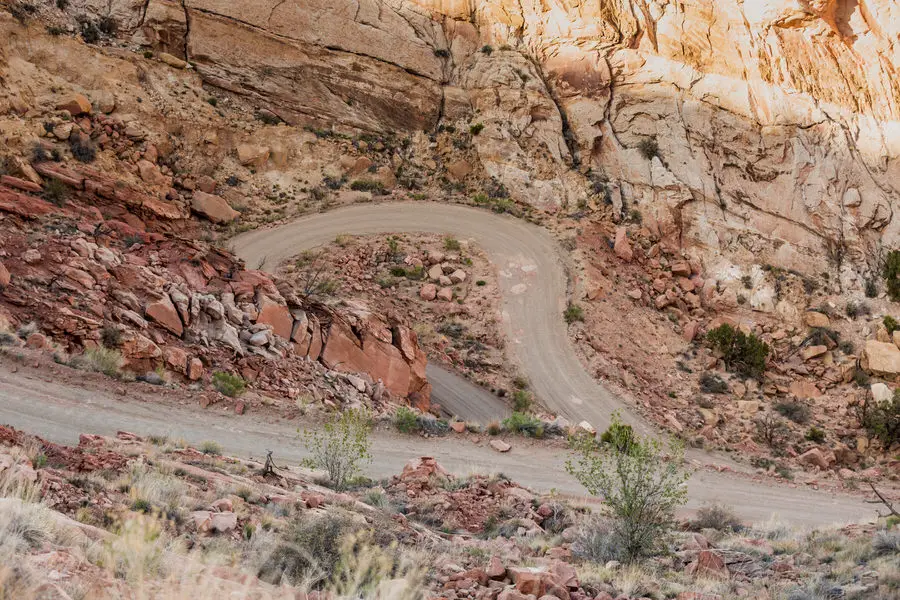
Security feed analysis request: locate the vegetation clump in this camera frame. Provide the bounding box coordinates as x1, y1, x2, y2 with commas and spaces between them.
706, 324, 769, 379
567, 413, 689, 562
211, 371, 246, 398
302, 409, 372, 490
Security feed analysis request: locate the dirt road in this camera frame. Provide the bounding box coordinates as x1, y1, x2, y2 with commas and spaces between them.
232, 202, 647, 434
0, 361, 872, 526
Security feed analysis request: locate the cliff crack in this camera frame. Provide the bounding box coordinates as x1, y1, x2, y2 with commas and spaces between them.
180, 0, 191, 63
267, 0, 287, 26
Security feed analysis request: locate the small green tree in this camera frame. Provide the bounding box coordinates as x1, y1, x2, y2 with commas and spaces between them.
566, 413, 689, 562
706, 324, 769, 379
302, 409, 372, 490
884, 250, 900, 302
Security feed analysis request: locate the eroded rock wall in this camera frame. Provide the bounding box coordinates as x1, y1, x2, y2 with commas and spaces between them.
101, 0, 898, 284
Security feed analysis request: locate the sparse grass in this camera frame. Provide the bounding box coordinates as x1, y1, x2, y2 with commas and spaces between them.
443, 237, 461, 251
512, 389, 532, 412
349, 180, 385, 194
69, 346, 123, 378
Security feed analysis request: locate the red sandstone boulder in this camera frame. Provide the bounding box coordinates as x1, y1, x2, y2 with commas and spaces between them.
191, 191, 239, 224
256, 294, 293, 339
145, 295, 184, 337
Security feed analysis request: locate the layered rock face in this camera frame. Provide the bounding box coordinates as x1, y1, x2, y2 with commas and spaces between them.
107, 1, 897, 284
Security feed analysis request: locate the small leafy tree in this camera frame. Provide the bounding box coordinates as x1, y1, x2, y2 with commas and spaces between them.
302, 409, 372, 490
856, 391, 900, 449
706, 324, 769, 379
212, 371, 246, 397
884, 250, 900, 302
393, 406, 419, 434
566, 413, 689, 562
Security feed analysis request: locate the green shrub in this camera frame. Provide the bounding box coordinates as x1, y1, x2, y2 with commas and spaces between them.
476, 280, 486, 286
486, 420, 501, 436
480, 45, 493, 55
775, 400, 812, 424
599, 421, 634, 453
706, 324, 769, 379
865, 279, 878, 298
567, 413, 689, 562
564, 303, 584, 324
130, 498, 152, 513
349, 179, 385, 194
212, 371, 246, 397
302, 409, 372, 490
502, 412, 543, 437
199, 440, 222, 455
846, 301, 870, 318
393, 406, 420, 434
389, 265, 407, 277
512, 389, 532, 412
206, 97, 217, 106
443, 237, 461, 251
805, 427, 826, 443
100, 325, 122, 348
884, 250, 900, 302
143, 50, 153, 58
469, 123, 484, 136
884, 316, 899, 335
856, 391, 900, 449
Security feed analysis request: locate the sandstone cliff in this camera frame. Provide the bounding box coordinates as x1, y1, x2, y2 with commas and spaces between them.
100, 0, 900, 290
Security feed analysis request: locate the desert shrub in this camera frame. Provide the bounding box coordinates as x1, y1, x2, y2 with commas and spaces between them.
846, 301, 870, 318
636, 137, 659, 160
71, 346, 122, 378
807, 327, 840, 348
884, 250, 900, 302
211, 371, 246, 397
100, 325, 122, 348
42, 178, 69, 206
502, 412, 543, 437
69, 136, 97, 163
481, 45, 493, 55
599, 421, 634, 453
865, 278, 878, 298
257, 512, 356, 587
699, 372, 728, 394
57, 0, 69, 9
570, 517, 628, 563
539, 502, 573, 534
302, 409, 372, 490
469, 123, 484, 136
443, 237, 461, 251
691, 503, 742, 532
706, 324, 769, 379
567, 413, 689, 562
199, 440, 222, 455
856, 391, 900, 448
512, 389, 532, 412
564, 303, 584, 324
853, 368, 871, 387
393, 406, 420, 434
486, 420, 501, 435
775, 400, 812, 424
805, 427, 826, 443
349, 179, 385, 194
872, 530, 900, 555
884, 316, 899, 335
755, 412, 789, 448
